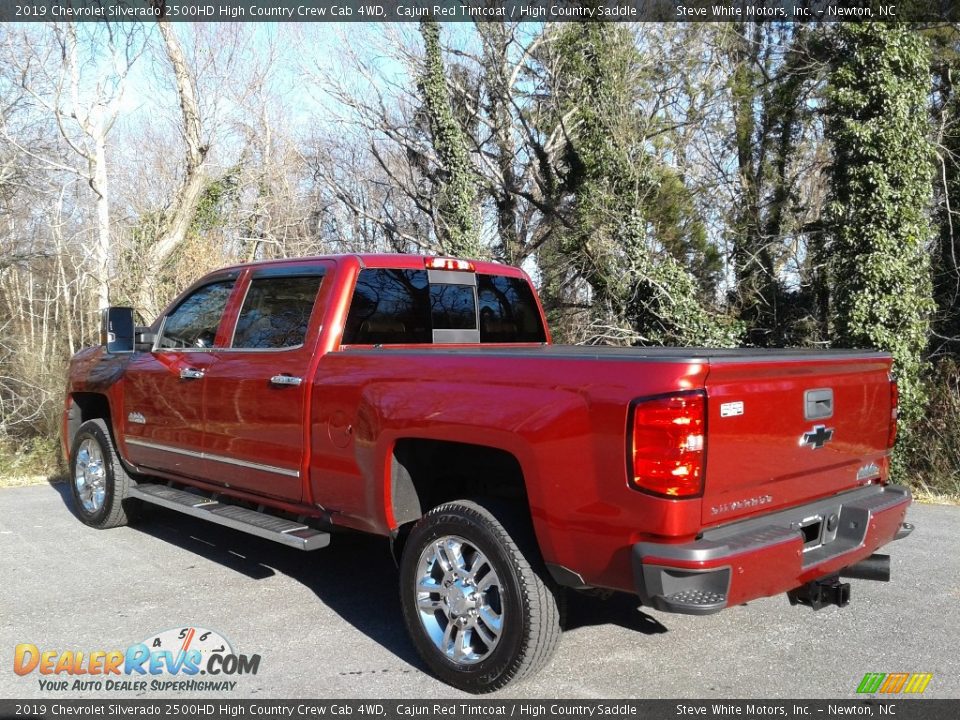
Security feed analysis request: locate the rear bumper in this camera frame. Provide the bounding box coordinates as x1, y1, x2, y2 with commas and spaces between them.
633, 484, 912, 615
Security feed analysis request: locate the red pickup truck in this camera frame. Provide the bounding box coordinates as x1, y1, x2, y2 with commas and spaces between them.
63, 253, 913, 692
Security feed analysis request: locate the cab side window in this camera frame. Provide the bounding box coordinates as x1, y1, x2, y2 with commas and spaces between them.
232, 274, 325, 350
157, 280, 235, 349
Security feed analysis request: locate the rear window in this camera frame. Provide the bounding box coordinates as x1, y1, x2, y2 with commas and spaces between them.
342, 269, 545, 345
431, 283, 477, 330
342, 269, 431, 345
477, 275, 547, 343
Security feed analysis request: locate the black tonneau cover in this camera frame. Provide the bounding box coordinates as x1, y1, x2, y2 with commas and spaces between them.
341, 344, 890, 364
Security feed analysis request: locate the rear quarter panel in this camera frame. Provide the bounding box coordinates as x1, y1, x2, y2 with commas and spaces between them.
308, 350, 708, 591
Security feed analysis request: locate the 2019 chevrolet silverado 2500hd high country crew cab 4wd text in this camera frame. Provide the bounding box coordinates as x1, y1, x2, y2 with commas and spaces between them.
63, 254, 913, 692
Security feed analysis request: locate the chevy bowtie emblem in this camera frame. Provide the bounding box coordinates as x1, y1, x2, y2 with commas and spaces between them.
800, 424, 834, 449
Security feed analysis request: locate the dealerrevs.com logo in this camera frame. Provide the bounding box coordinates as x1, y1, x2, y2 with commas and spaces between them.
13, 626, 260, 693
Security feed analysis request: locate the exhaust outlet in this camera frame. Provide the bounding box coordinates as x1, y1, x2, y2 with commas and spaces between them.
840, 553, 891, 582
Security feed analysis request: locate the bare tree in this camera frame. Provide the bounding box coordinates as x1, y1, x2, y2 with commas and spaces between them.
135, 11, 209, 313
1, 22, 144, 310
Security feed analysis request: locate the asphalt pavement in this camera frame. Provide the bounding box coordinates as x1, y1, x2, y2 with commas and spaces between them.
1, 482, 957, 699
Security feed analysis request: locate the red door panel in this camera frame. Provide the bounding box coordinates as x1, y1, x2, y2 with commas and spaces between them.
120, 275, 239, 481
122, 351, 216, 479
202, 352, 311, 500
200, 264, 331, 502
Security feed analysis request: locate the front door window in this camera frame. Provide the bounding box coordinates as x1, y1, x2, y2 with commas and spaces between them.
157, 280, 235, 350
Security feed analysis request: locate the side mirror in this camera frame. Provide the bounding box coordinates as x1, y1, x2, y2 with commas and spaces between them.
100, 307, 135, 354
135, 326, 157, 353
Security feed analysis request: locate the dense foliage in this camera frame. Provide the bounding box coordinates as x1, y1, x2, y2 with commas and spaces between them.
417, 20, 482, 259
825, 24, 935, 470
547, 24, 742, 347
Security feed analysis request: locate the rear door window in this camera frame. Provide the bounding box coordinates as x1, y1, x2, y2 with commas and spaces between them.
232, 274, 325, 350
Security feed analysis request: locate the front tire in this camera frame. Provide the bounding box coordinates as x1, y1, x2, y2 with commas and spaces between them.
69, 419, 139, 529
399, 499, 562, 693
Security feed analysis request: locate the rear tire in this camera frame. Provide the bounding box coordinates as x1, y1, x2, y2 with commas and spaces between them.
69, 419, 140, 529
399, 499, 562, 693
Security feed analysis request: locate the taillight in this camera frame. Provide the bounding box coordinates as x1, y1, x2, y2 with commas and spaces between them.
425, 257, 475, 272
888, 378, 899, 449
628, 391, 706, 497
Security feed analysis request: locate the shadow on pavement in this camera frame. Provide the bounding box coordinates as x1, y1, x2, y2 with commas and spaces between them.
47, 479, 422, 668
47, 476, 77, 514
564, 591, 668, 635
44, 480, 669, 672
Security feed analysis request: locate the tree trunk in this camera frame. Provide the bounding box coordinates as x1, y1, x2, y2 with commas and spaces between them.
138, 12, 208, 315
93, 127, 111, 310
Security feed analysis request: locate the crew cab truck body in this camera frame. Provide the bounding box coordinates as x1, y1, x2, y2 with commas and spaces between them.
63, 253, 913, 692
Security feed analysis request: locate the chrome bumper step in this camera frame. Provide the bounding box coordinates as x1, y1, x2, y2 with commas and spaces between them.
128, 483, 330, 551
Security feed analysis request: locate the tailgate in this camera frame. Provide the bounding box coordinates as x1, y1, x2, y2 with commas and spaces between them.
702, 353, 893, 525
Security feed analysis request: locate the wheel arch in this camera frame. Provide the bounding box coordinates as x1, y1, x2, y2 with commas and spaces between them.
66, 392, 114, 448
388, 438, 534, 562
390, 438, 529, 522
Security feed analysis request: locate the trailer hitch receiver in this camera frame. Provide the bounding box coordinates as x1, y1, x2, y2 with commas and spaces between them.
787, 575, 851, 610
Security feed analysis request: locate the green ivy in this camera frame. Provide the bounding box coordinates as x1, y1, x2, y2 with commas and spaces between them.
190, 170, 240, 236
825, 24, 935, 473
418, 21, 482, 259
553, 23, 741, 347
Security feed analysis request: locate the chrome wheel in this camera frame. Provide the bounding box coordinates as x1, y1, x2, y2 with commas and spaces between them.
415, 535, 504, 665
74, 438, 106, 514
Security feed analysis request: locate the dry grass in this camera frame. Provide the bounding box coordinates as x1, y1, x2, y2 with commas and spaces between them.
0, 436, 63, 488
0, 473, 67, 488
903, 359, 960, 505
912, 488, 960, 505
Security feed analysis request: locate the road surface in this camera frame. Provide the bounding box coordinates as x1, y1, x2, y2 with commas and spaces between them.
1, 483, 957, 699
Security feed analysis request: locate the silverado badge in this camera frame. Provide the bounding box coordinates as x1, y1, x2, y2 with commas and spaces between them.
800, 424, 834, 449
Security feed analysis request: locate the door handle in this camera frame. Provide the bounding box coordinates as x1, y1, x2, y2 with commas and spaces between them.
179, 368, 205, 380
270, 374, 303, 387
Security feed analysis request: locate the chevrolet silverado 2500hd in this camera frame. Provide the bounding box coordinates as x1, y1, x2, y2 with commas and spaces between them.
63, 253, 913, 692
